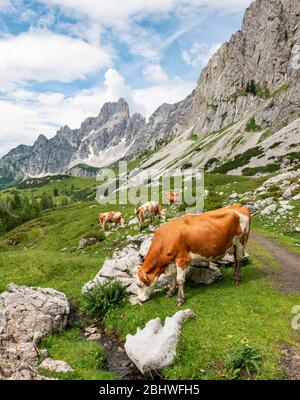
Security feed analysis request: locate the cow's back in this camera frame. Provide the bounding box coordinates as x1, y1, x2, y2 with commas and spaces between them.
149, 208, 248, 261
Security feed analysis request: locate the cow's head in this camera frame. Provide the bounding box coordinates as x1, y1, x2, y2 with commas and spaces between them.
120, 217, 125, 226
135, 266, 157, 302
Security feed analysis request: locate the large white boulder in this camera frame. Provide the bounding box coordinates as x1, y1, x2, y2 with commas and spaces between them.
0, 283, 70, 342
261, 203, 277, 216
0, 284, 70, 380
263, 171, 299, 187
125, 309, 195, 374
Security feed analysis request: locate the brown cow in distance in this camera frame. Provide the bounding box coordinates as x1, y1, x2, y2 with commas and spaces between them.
135, 204, 251, 306
135, 201, 166, 230
99, 211, 125, 230
165, 191, 180, 205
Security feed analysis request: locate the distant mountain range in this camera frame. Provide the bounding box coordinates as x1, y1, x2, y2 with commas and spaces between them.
1, 0, 299, 187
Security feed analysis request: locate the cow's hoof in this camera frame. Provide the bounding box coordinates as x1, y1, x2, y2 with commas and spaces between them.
176, 299, 184, 307
166, 289, 175, 298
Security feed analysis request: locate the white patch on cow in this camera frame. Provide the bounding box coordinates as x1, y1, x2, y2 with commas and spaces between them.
176, 265, 187, 284
233, 211, 249, 234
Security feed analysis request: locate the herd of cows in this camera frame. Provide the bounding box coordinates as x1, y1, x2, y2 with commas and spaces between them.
98, 191, 251, 306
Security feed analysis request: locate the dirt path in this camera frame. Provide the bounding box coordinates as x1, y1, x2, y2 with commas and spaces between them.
250, 231, 300, 292
249, 231, 300, 379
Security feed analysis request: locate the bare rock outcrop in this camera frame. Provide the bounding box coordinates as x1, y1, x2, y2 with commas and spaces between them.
0, 284, 70, 380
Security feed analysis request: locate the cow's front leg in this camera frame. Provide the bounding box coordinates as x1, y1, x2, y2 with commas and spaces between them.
166, 267, 177, 298
175, 253, 191, 306
233, 244, 244, 284
176, 265, 187, 306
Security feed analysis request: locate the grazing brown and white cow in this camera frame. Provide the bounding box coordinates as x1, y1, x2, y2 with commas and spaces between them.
135, 201, 166, 230
135, 204, 251, 305
165, 191, 179, 205
99, 211, 125, 230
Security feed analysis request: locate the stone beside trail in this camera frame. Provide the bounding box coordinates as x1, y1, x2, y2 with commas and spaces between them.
228, 170, 300, 232
39, 358, 74, 374
82, 234, 225, 304
0, 284, 70, 380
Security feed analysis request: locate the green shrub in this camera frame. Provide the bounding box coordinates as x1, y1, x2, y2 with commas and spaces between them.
204, 158, 218, 169
245, 117, 261, 132
213, 147, 263, 174
81, 230, 106, 241
177, 203, 187, 213
241, 163, 280, 176
81, 281, 127, 319
267, 184, 280, 192
181, 162, 193, 170
189, 132, 198, 141
269, 141, 282, 150
226, 344, 262, 379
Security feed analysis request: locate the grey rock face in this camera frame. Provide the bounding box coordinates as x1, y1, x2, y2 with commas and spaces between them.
0, 283, 70, 380
0, 283, 70, 342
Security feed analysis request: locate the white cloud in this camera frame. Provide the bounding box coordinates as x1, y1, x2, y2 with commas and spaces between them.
0, 29, 112, 85
143, 64, 168, 84
133, 77, 194, 118
0, 0, 11, 11
39, 1, 252, 26
35, 1, 250, 62
182, 42, 222, 68
0, 68, 194, 157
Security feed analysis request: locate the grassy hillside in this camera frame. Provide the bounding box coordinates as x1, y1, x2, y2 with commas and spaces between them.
0, 172, 299, 380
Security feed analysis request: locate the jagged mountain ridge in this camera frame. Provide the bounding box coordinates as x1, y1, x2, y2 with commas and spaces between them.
0, 98, 146, 180
1, 0, 300, 185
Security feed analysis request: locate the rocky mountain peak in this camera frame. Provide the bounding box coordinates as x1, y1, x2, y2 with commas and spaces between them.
1, 0, 299, 185
35, 134, 48, 145
98, 98, 130, 122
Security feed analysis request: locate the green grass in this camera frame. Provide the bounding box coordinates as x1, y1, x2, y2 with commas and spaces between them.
204, 173, 268, 194
252, 208, 300, 255
72, 164, 100, 173
38, 328, 116, 380
106, 258, 300, 379
0, 175, 98, 206
1, 172, 299, 380
0, 200, 138, 303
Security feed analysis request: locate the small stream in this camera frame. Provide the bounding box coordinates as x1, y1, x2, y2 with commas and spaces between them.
69, 307, 160, 380
97, 328, 145, 380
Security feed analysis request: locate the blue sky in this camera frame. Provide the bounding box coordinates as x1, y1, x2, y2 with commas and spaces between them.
0, 0, 252, 157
